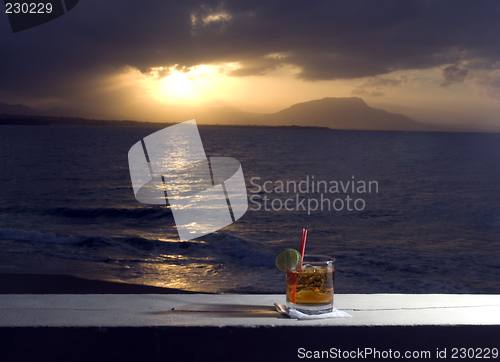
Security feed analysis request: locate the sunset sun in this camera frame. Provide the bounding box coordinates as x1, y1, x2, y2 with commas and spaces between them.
159, 70, 194, 99
142, 64, 243, 107
147, 66, 211, 105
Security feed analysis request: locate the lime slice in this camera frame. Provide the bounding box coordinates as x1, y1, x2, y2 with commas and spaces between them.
275, 248, 302, 272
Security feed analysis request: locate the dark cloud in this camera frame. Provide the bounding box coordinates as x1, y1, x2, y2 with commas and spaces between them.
441, 64, 469, 86
351, 76, 414, 97
228, 56, 283, 77
359, 78, 404, 88
0, 0, 499, 101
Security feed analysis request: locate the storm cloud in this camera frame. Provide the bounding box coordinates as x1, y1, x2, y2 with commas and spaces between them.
441, 64, 469, 86
1, 0, 499, 99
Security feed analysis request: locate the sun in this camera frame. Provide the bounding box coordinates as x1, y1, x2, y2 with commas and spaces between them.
123, 63, 244, 107
144, 66, 204, 105
159, 70, 194, 98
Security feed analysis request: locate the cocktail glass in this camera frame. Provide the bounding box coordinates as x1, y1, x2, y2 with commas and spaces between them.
286, 254, 335, 315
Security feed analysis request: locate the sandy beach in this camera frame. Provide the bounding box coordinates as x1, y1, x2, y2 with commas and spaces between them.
0, 273, 200, 294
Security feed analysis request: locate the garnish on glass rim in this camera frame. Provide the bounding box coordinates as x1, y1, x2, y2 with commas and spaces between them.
274, 248, 301, 272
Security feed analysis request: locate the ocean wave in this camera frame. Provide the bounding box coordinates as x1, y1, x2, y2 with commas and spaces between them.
111, 232, 277, 268
0, 228, 84, 244
45, 206, 172, 220
0, 228, 275, 268
0, 228, 171, 250
202, 232, 276, 267
0, 228, 121, 247
0, 205, 172, 220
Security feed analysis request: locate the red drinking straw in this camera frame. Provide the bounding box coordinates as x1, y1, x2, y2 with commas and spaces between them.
291, 228, 307, 304
299, 228, 307, 268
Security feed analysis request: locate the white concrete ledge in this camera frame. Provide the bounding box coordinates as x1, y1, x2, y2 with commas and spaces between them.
1, 294, 499, 362
1, 294, 499, 327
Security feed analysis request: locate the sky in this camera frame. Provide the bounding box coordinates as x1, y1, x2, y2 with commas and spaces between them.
1, 0, 500, 125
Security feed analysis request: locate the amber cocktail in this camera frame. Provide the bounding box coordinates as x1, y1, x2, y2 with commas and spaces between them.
286, 255, 335, 314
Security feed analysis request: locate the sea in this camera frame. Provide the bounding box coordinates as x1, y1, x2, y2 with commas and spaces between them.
0, 124, 499, 294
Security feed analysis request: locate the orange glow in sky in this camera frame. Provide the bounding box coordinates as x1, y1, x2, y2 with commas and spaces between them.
100, 61, 500, 126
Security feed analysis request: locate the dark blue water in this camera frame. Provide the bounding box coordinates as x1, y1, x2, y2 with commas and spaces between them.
0, 125, 499, 293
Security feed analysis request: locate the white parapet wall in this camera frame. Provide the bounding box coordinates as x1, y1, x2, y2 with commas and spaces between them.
1, 294, 500, 327
0, 294, 499, 361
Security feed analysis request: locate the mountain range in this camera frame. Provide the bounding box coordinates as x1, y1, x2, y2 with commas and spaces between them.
233, 97, 432, 131
1, 98, 498, 132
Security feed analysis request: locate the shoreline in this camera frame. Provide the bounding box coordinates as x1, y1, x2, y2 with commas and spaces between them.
0, 273, 203, 294
0, 115, 330, 129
